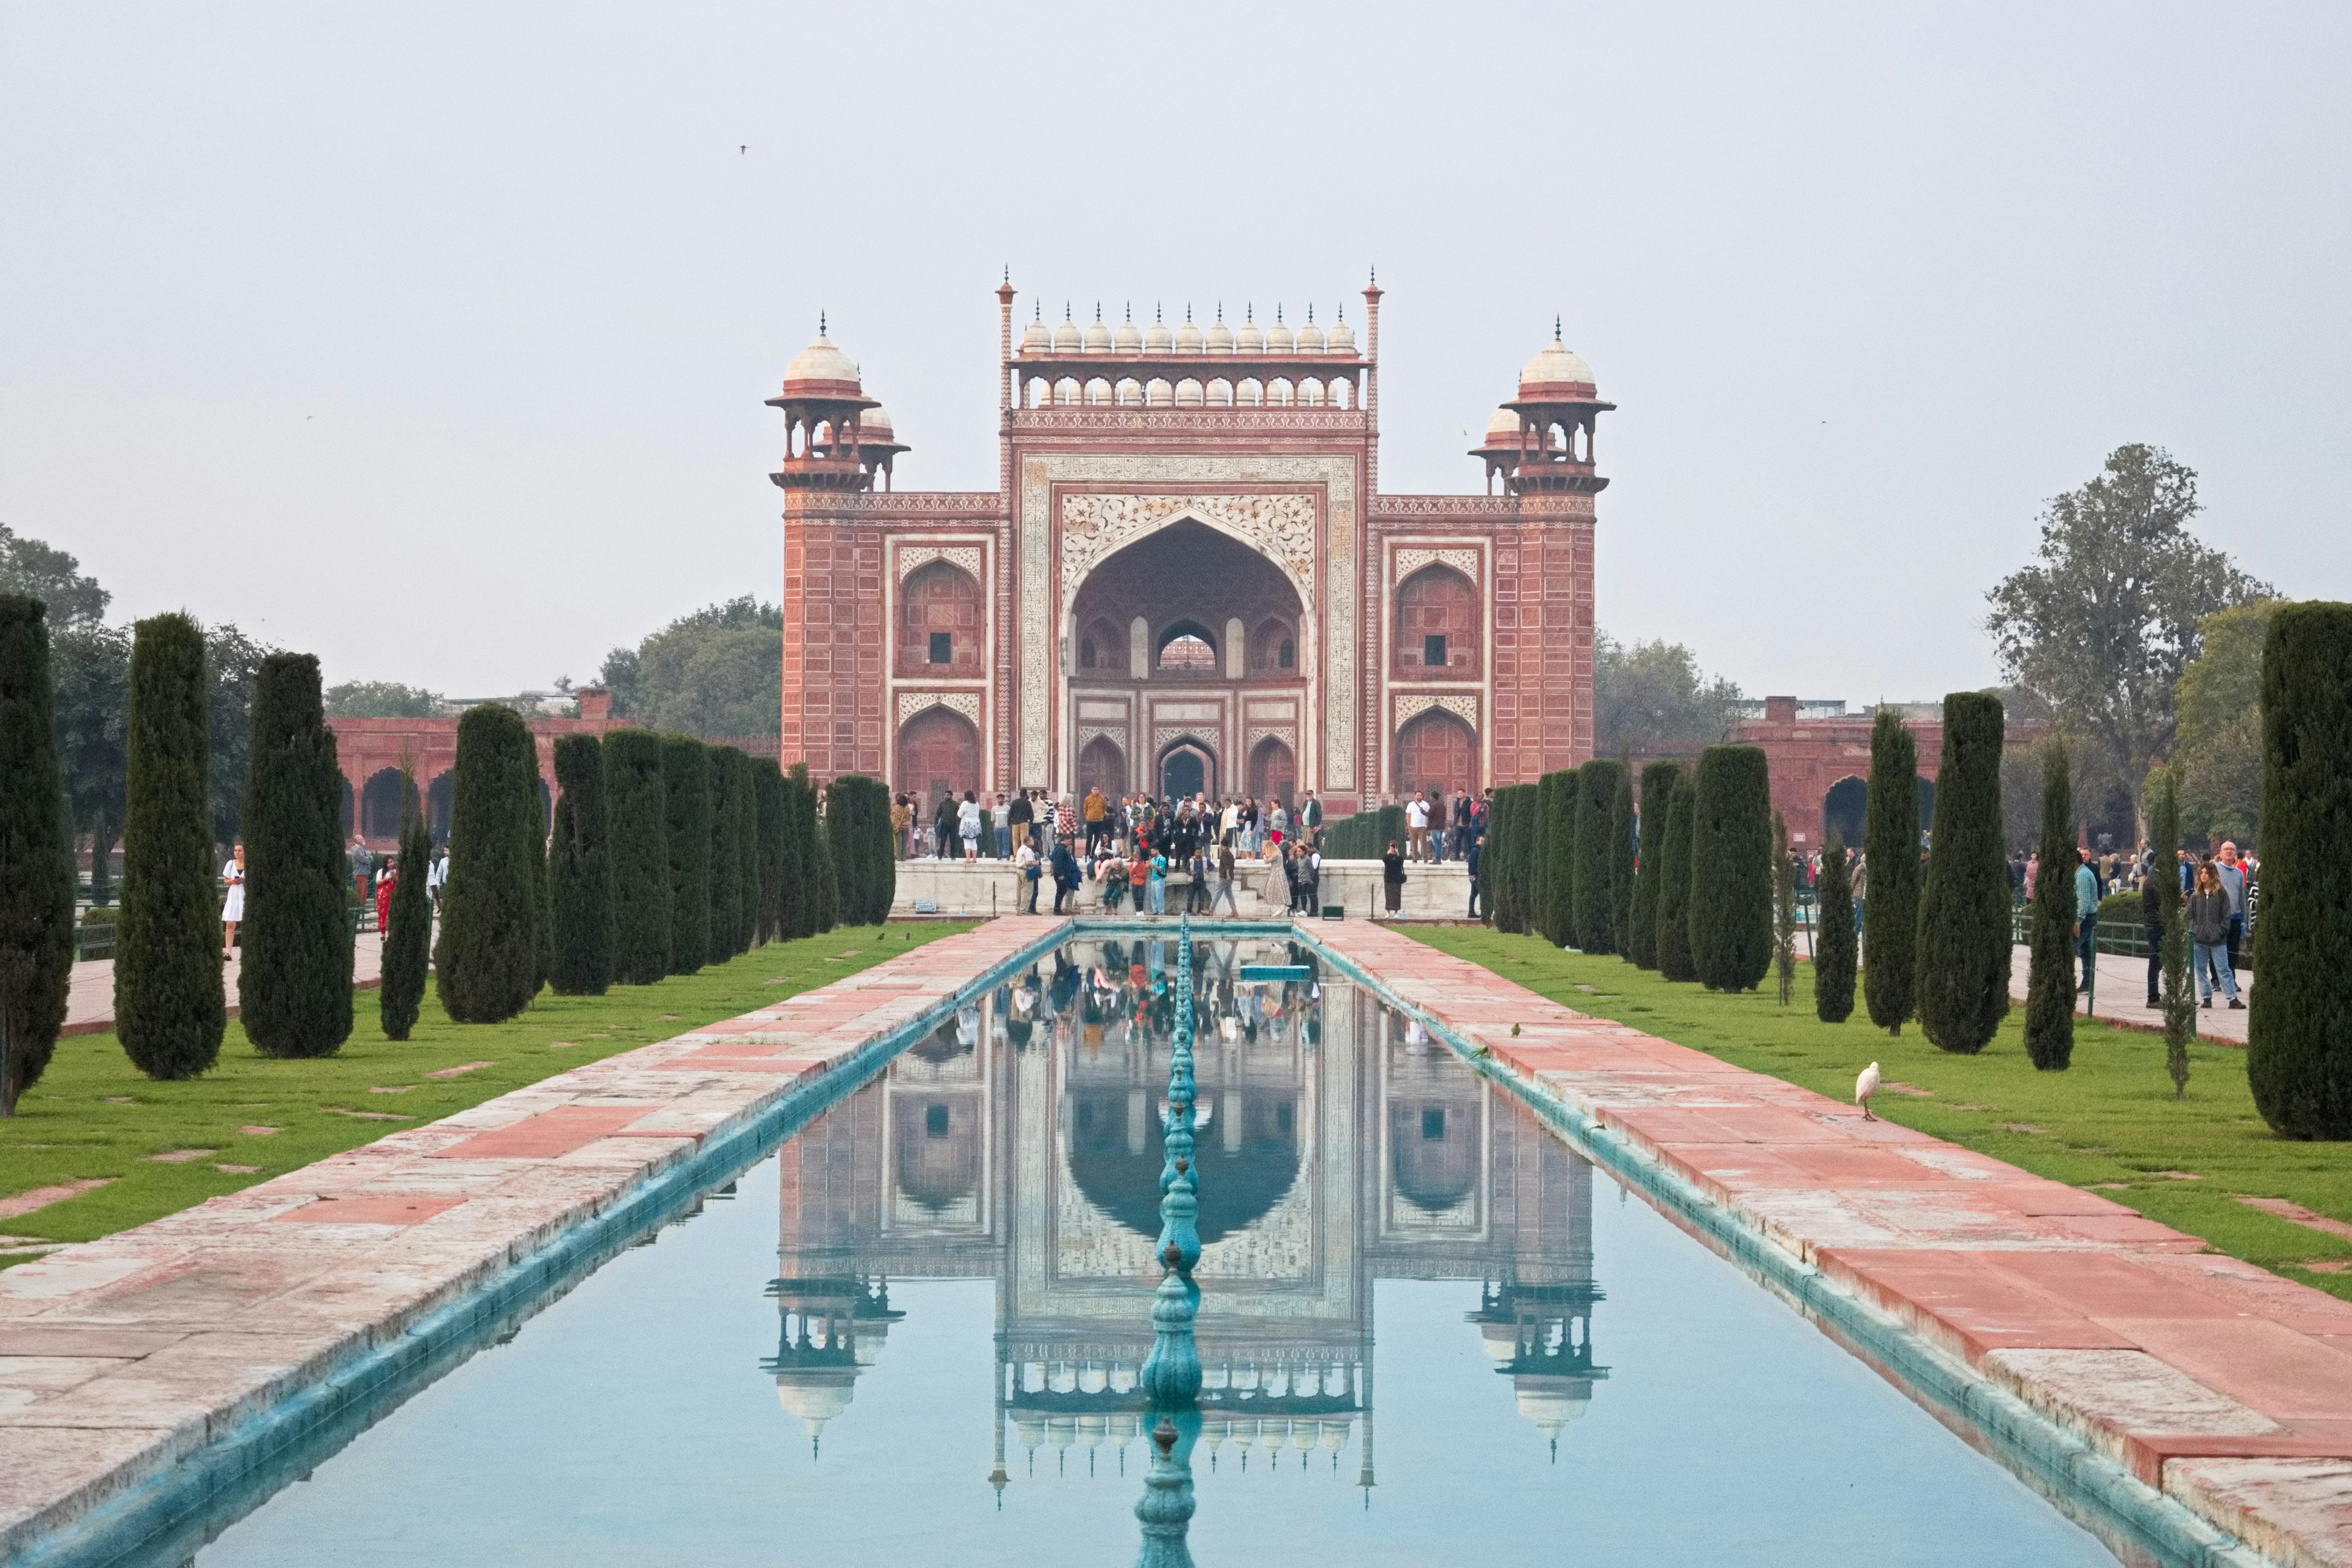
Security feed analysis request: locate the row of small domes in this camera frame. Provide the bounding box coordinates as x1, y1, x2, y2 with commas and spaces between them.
1020, 303, 1357, 358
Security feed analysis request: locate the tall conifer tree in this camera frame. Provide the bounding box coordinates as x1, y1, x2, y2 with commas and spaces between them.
116, 613, 224, 1079
1546, 771, 1579, 946
2150, 771, 2194, 1099
1689, 744, 1774, 992
1610, 763, 1637, 962
548, 734, 612, 995
733, 752, 761, 949
754, 758, 784, 946
1814, 831, 1857, 1022
0, 596, 76, 1114
1654, 774, 1698, 983
662, 735, 712, 973
1916, 692, 2011, 1054
379, 786, 431, 1039
434, 704, 543, 1023
1531, 773, 1556, 941
1863, 710, 1922, 1034
603, 729, 671, 983
778, 763, 815, 940
1575, 760, 1621, 955
2024, 744, 2078, 1070
2247, 602, 2352, 1137
706, 744, 744, 960
1627, 763, 1679, 970
238, 654, 353, 1057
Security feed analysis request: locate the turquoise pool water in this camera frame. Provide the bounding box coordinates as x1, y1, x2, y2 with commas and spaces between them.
174, 936, 2116, 1566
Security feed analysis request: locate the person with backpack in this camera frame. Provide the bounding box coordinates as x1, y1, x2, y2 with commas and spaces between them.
1015, 837, 1041, 913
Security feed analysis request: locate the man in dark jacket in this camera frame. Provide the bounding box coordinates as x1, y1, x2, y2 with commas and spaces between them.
1466, 831, 1485, 919
1050, 840, 1079, 914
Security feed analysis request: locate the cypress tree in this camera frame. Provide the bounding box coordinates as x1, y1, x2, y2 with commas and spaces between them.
662, 735, 712, 973
1543, 770, 1579, 946
811, 805, 840, 933
1815, 830, 1857, 1022
1530, 772, 1555, 940
379, 786, 431, 1040
1575, 761, 1620, 954
0, 596, 76, 1114
2151, 771, 2194, 1099
2247, 602, 2352, 1139
828, 774, 895, 925
706, 745, 744, 960
1627, 763, 1679, 969
754, 758, 784, 946
1774, 811, 1797, 1006
778, 763, 815, 940
434, 704, 543, 1023
1689, 744, 1773, 992
1916, 692, 2011, 1055
1654, 774, 1698, 983
1610, 763, 1637, 962
116, 613, 224, 1079
548, 734, 612, 996
1512, 784, 1540, 933
1863, 710, 1922, 1035
2024, 744, 2077, 1071
603, 729, 671, 983
237, 654, 353, 1058
734, 752, 761, 949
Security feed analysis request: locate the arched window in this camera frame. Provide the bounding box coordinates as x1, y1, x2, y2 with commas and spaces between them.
1394, 565, 1479, 679
1250, 617, 1298, 675
1077, 617, 1121, 674
897, 706, 980, 805
900, 561, 982, 676
1156, 620, 1218, 674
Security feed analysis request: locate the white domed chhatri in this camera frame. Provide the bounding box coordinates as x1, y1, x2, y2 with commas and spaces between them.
1265, 307, 1295, 354
1326, 305, 1357, 356
1519, 322, 1599, 397
1052, 305, 1084, 354
782, 328, 861, 393
1206, 306, 1234, 353
1144, 306, 1174, 353
1175, 307, 1204, 353
1083, 304, 1112, 353
1114, 304, 1142, 354
1297, 306, 1326, 354
1020, 304, 1050, 355
859, 405, 895, 442
1237, 306, 1265, 353
1485, 407, 1523, 442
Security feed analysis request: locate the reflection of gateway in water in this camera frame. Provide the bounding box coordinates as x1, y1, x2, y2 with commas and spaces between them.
766, 940, 1605, 1494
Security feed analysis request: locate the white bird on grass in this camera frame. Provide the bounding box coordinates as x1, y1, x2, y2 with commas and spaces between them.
1855, 1060, 1882, 1120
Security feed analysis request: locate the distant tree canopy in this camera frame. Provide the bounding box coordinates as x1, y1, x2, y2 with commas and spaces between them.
600, 597, 782, 739
1985, 445, 2271, 834
0, 523, 110, 627
2169, 598, 2283, 848
1593, 631, 1745, 756
325, 680, 444, 718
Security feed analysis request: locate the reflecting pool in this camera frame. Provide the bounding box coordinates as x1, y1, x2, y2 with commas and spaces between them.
182, 936, 2117, 1566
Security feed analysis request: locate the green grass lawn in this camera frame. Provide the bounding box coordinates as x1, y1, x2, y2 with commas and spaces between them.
0, 923, 971, 1251
1409, 926, 2352, 1303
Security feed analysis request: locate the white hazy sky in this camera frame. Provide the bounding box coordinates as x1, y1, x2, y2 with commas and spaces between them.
4, 3, 2346, 703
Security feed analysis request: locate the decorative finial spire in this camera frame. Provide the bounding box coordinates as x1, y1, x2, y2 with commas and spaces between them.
1276, 304, 1284, 323
819, 310, 827, 336
1034, 301, 1042, 322
1156, 302, 1163, 323
1002, 263, 1009, 284
1064, 301, 1073, 323
1555, 314, 1563, 342
1215, 301, 1223, 322
1245, 303, 1254, 323
1185, 303, 1193, 322
1095, 300, 1103, 322
1126, 301, 1133, 322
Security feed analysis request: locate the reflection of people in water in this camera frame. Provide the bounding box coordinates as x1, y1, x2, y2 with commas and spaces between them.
1404, 1018, 1431, 1054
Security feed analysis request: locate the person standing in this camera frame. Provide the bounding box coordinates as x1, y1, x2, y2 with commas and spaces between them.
933, 793, 957, 860
2141, 856, 2165, 1008
889, 794, 912, 859
374, 856, 397, 933
1299, 790, 1323, 849
1050, 838, 1078, 914
1143, 846, 1165, 916
2074, 846, 2100, 992
1466, 830, 1484, 918
2187, 863, 2243, 1009
426, 843, 448, 916
221, 842, 247, 960
1015, 837, 1040, 913
349, 834, 375, 904
1082, 785, 1107, 856
1427, 791, 1449, 863
1211, 837, 1238, 916
1381, 841, 1406, 917
2214, 841, 2247, 971
1405, 791, 1431, 862
1008, 789, 1035, 852
958, 791, 982, 863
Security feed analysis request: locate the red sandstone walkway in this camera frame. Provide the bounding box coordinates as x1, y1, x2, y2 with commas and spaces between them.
0, 916, 1064, 1561
2005, 942, 2253, 1047
62, 932, 388, 1038
1317, 920, 2351, 1568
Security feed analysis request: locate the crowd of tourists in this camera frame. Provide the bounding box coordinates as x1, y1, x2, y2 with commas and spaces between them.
880, 784, 1496, 919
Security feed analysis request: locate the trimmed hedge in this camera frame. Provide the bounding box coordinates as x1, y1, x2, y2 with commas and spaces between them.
237, 653, 353, 1058
1627, 763, 1679, 969
379, 788, 431, 1039
548, 733, 612, 996
1916, 692, 2010, 1054
2024, 744, 2077, 1071
1575, 760, 1621, 954
1863, 709, 1921, 1035
434, 704, 544, 1024
2248, 601, 2352, 1137
1609, 764, 1637, 963
1542, 770, 1578, 946
754, 758, 784, 946
0, 595, 75, 1113
733, 751, 761, 949
778, 763, 816, 940
1689, 744, 1773, 992
707, 744, 745, 960
824, 774, 895, 925
603, 729, 671, 984
117, 613, 225, 1079
1814, 831, 1856, 1022
1654, 772, 1698, 983
1321, 804, 1404, 861
661, 735, 712, 974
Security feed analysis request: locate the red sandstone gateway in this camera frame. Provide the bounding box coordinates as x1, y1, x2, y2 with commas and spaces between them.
769, 278, 1611, 817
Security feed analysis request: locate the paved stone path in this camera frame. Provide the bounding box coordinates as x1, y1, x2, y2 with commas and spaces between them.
64, 932, 388, 1038
1317, 919, 2350, 1567
2005, 944, 2253, 1047
0, 916, 1061, 1561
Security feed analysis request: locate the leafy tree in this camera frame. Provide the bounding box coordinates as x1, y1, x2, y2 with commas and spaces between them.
434, 704, 543, 1023
1863, 710, 1921, 1035
1574, 761, 1621, 954
754, 758, 784, 945
115, 613, 224, 1079
0, 597, 77, 1114
2172, 599, 2285, 847
1627, 763, 1679, 968
707, 745, 745, 959
379, 786, 431, 1040
548, 734, 612, 995
237, 654, 353, 1058
325, 680, 444, 718
603, 728, 671, 982
2024, 744, 2078, 1071
1654, 773, 1698, 983
1916, 692, 2011, 1054
1688, 745, 1773, 992
1986, 445, 2271, 837
0, 524, 110, 627
1773, 811, 1796, 1007
662, 736, 713, 972
2149, 771, 2193, 1099
1609, 763, 1637, 962
2247, 603, 2352, 1139
51, 622, 129, 903
202, 622, 274, 853
1593, 631, 1745, 755
598, 597, 783, 738
1814, 831, 1856, 1022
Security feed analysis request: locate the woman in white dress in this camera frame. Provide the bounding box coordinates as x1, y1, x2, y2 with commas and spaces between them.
220, 842, 247, 960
